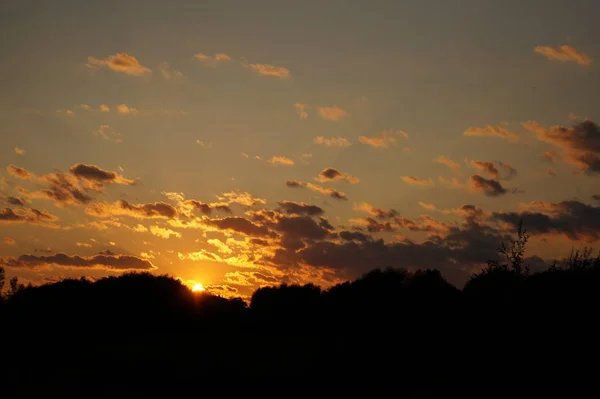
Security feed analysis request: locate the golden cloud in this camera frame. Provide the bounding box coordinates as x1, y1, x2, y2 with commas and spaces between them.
87, 53, 151, 76
534, 45, 591, 65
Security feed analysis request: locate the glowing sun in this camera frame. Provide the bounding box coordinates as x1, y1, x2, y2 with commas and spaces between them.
192, 283, 206, 292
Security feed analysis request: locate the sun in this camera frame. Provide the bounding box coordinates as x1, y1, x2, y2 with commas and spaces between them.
192, 283, 206, 292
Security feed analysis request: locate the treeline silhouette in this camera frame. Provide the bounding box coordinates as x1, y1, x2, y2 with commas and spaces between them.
1, 225, 599, 397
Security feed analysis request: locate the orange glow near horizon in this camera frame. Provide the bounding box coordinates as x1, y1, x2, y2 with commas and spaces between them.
192, 283, 206, 292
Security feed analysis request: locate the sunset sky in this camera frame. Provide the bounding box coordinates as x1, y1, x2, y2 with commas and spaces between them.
1, 0, 599, 299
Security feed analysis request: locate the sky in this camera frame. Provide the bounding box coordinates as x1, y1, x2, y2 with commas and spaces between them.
1, 0, 600, 299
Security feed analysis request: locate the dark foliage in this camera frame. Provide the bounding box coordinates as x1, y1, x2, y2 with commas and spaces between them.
1, 230, 599, 397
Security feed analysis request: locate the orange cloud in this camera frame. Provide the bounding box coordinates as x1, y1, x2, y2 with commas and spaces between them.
14, 147, 25, 155
318, 106, 350, 121
86, 200, 177, 219
116, 104, 138, 115
99, 104, 110, 112
435, 155, 461, 171
0, 252, 156, 270
149, 225, 181, 239
464, 124, 519, 142
0, 207, 59, 227
3, 237, 16, 245
217, 191, 267, 207
313, 136, 352, 147
469, 175, 507, 197
87, 53, 151, 76
157, 62, 185, 81
245, 63, 290, 79
534, 45, 591, 66
286, 180, 348, 200
194, 52, 232, 67
359, 130, 407, 148
267, 156, 295, 166
294, 103, 309, 119
315, 167, 359, 184
401, 176, 434, 187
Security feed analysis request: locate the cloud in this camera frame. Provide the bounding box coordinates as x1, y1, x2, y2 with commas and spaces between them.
285, 180, 348, 200
313, 136, 352, 147
294, 103, 309, 119
99, 104, 110, 112
7, 165, 34, 180
267, 156, 295, 166
86, 200, 177, 219
435, 156, 461, 171
470, 161, 500, 179
95, 125, 121, 143
469, 175, 507, 197
353, 202, 398, 219
194, 52, 232, 67
217, 191, 267, 207
87, 53, 151, 76
547, 168, 556, 177
1, 252, 156, 270
359, 130, 407, 148
523, 120, 600, 173
318, 106, 350, 121
245, 63, 290, 79
14, 147, 25, 155
184, 200, 232, 215
157, 62, 185, 81
401, 176, 435, 187
207, 217, 272, 237
277, 201, 324, 216
0, 207, 59, 227
149, 225, 181, 239
542, 151, 558, 162
464, 125, 519, 142
69, 164, 135, 186
76, 242, 92, 248
315, 167, 359, 184
534, 45, 591, 65
6, 196, 27, 206
492, 200, 600, 241
3, 237, 15, 245
116, 104, 138, 115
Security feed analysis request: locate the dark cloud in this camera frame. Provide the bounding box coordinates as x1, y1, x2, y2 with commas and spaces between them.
470, 161, 500, 179
285, 180, 348, 200
6, 165, 34, 180
6, 196, 26, 206
207, 217, 272, 237
491, 200, 600, 242
277, 201, 324, 216
0, 252, 155, 270
354, 202, 398, 219
524, 120, 600, 173
0, 207, 59, 226
339, 230, 373, 243
185, 200, 232, 215
315, 167, 359, 184
69, 164, 135, 185
274, 215, 330, 240
469, 175, 507, 197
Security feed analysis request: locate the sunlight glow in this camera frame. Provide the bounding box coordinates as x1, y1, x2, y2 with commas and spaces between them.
192, 283, 206, 292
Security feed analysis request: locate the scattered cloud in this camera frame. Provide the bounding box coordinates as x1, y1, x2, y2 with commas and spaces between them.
438, 176, 464, 189
194, 52, 232, 67
1, 252, 156, 270
315, 167, 359, 184
116, 104, 138, 115
313, 136, 352, 147
157, 62, 185, 81
470, 161, 500, 179
87, 53, 151, 76
0, 207, 59, 227
4, 237, 16, 245
464, 124, 519, 142
86, 200, 177, 219
401, 176, 435, 187
267, 156, 295, 166
150, 225, 181, 239
435, 156, 461, 171
14, 147, 25, 155
285, 180, 348, 200
99, 104, 110, 112
523, 120, 600, 174
294, 103, 309, 119
245, 63, 290, 79
277, 201, 324, 216
353, 202, 398, 219
534, 45, 591, 66
469, 175, 507, 197
315, 106, 349, 122
359, 130, 407, 148
95, 125, 121, 143
218, 191, 267, 207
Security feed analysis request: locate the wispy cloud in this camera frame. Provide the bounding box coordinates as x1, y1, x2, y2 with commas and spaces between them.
194, 52, 233, 67
116, 104, 138, 115
464, 124, 520, 142
469, 175, 507, 197
285, 180, 348, 200
95, 125, 121, 143
359, 130, 408, 148
315, 167, 359, 184
14, 147, 25, 155
318, 106, 350, 121
400, 176, 434, 187
0, 252, 156, 270
87, 53, 151, 76
267, 156, 295, 166
157, 62, 186, 81
434, 155, 461, 172
534, 45, 591, 66
313, 136, 352, 147
294, 103, 309, 119
245, 63, 291, 79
